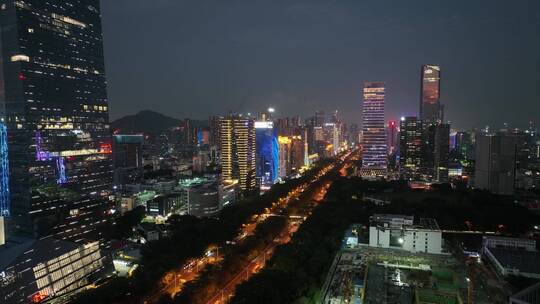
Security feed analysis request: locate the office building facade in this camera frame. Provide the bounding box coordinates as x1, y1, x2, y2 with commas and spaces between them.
369, 214, 443, 255
255, 121, 279, 189
0, 0, 113, 241
475, 134, 519, 195
219, 115, 257, 194
433, 124, 450, 182
0, 122, 9, 218
420, 65, 442, 124
0, 239, 105, 303
399, 117, 424, 179
361, 82, 387, 176
278, 136, 292, 178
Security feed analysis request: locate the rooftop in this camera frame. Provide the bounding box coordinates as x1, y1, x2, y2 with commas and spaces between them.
0, 237, 35, 271
488, 247, 540, 275
370, 214, 440, 231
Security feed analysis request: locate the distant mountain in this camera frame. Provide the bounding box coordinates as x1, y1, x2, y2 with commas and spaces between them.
111, 110, 209, 134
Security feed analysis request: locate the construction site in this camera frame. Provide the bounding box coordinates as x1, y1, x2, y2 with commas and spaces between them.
321, 226, 498, 304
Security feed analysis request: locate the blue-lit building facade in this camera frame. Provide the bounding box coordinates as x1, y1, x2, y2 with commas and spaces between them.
0, 0, 113, 242
361, 82, 387, 176
0, 122, 9, 217
255, 121, 279, 189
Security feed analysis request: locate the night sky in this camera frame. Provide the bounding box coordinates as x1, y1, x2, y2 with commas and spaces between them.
101, 0, 540, 129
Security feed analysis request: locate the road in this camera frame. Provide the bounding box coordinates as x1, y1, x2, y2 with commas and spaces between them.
205, 180, 334, 304
145, 153, 347, 303
199, 152, 357, 304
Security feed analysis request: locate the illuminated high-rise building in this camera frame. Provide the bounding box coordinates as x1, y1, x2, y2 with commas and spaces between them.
220, 115, 257, 194
387, 120, 398, 156
399, 117, 423, 179
0, 122, 9, 218
278, 136, 292, 178
324, 123, 340, 156
361, 82, 387, 176
0, 2, 112, 302
0, 0, 113, 241
420, 65, 442, 123
289, 129, 308, 172
255, 121, 279, 189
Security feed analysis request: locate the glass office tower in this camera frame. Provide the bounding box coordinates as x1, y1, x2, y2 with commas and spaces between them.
420, 65, 442, 124
361, 82, 387, 176
0, 0, 113, 242
255, 121, 279, 189
399, 116, 423, 179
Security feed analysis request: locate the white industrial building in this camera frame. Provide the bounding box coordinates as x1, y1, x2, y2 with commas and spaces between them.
368, 214, 443, 254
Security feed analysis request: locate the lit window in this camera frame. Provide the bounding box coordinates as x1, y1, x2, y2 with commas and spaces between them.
11, 54, 30, 62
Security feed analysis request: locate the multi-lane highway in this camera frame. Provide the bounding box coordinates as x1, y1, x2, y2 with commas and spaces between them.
145, 152, 352, 304
205, 180, 333, 304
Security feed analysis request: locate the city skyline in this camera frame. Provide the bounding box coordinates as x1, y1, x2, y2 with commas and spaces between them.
101, 0, 540, 129
0, 2, 539, 304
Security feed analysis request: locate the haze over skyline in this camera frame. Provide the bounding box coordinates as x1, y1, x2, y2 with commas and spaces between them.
101, 0, 540, 129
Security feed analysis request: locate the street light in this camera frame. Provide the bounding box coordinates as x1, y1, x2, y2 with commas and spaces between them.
466, 277, 472, 304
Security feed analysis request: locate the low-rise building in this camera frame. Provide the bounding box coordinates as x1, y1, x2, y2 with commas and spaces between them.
178, 176, 237, 217
368, 214, 443, 254
146, 194, 179, 217
482, 236, 540, 279
112, 245, 141, 278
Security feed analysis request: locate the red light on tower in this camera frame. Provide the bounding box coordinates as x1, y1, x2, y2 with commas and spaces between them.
18, 73, 26, 81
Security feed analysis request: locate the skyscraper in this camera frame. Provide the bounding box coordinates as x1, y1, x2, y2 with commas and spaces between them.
399, 117, 424, 179
420, 65, 442, 123
324, 123, 340, 156
433, 124, 450, 182
278, 136, 292, 178
0, 0, 113, 241
220, 115, 257, 194
290, 129, 308, 172
418, 64, 451, 182
0, 122, 9, 218
0, 2, 111, 302
113, 134, 144, 185
255, 120, 279, 189
475, 134, 519, 195
361, 82, 387, 176
209, 115, 222, 147
387, 120, 398, 156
